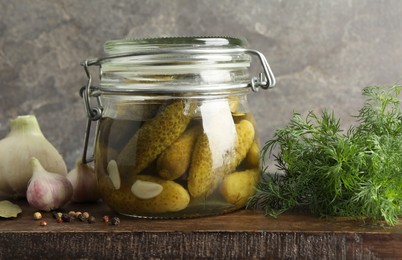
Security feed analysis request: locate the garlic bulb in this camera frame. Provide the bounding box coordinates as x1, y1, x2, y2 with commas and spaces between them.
67, 160, 100, 203
0, 115, 67, 197
27, 157, 73, 211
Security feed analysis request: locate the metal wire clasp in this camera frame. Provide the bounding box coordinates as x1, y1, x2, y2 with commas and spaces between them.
79, 60, 103, 163
81, 60, 103, 121
245, 49, 276, 92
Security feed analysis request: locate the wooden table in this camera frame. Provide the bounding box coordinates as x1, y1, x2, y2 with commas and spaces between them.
0, 200, 401, 259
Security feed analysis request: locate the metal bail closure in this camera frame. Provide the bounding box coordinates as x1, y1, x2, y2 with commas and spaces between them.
79, 59, 103, 163
81, 60, 103, 121
245, 49, 276, 92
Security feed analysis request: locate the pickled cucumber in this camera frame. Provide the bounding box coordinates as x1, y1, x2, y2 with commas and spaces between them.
157, 125, 202, 180
220, 168, 260, 207
98, 172, 190, 214
245, 142, 260, 168
186, 133, 213, 198
117, 100, 194, 179
188, 119, 256, 198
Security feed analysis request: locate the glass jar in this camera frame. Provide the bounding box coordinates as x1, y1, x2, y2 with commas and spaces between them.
80, 37, 276, 218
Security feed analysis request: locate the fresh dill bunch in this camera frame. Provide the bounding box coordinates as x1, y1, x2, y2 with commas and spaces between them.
248, 85, 402, 225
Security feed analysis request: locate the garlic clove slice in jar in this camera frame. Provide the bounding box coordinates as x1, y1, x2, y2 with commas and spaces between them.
131, 180, 163, 199
107, 160, 121, 190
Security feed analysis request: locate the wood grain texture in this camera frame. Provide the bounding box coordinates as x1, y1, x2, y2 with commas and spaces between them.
0, 200, 401, 259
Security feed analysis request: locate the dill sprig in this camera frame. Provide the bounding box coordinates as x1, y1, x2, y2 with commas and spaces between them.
248, 85, 402, 225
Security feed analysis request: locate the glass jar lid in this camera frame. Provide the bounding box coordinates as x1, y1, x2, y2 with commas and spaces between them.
80, 37, 275, 120
103, 37, 248, 54
99, 37, 253, 94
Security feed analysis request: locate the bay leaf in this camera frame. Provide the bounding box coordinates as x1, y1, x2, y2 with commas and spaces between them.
0, 200, 22, 218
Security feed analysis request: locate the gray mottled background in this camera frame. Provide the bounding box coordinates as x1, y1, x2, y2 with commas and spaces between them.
1, 0, 402, 170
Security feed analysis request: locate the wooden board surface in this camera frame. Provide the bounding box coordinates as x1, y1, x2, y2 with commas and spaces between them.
0, 199, 401, 259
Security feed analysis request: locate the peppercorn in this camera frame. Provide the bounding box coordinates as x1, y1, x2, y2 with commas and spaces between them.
61, 213, 72, 222
110, 217, 120, 226
102, 215, 110, 223
76, 214, 85, 222
56, 217, 63, 224
51, 211, 58, 219
87, 216, 96, 224
39, 220, 47, 226
82, 212, 90, 219
33, 212, 42, 220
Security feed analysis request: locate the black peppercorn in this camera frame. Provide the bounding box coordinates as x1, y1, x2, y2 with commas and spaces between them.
76, 214, 85, 222
61, 213, 72, 222
111, 217, 120, 226
51, 211, 59, 219
87, 216, 96, 224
